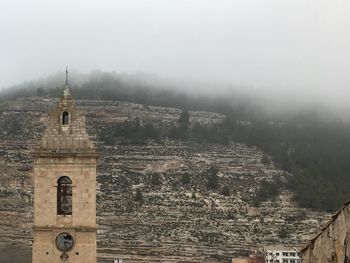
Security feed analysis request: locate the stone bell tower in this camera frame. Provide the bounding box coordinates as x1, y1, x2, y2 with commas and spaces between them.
32, 70, 98, 263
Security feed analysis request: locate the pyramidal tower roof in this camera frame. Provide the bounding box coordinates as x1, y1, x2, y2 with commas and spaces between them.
34, 69, 96, 156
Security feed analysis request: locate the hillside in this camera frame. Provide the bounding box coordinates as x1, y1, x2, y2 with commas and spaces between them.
0, 97, 330, 262
3, 72, 350, 212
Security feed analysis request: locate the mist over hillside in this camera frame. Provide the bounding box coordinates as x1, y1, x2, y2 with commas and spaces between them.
1, 71, 350, 212
0, 70, 343, 121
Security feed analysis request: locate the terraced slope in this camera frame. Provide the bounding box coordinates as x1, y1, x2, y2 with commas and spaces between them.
0, 98, 329, 262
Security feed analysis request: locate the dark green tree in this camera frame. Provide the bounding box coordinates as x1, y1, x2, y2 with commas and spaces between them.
135, 188, 143, 202
207, 166, 219, 189
222, 185, 230, 196
181, 173, 191, 185
261, 155, 271, 165
179, 110, 190, 129
278, 227, 290, 239
253, 180, 280, 207
151, 173, 161, 185
36, 87, 47, 97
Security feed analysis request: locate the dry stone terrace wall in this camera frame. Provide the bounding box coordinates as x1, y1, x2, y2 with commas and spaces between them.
0, 98, 330, 262
79, 100, 225, 127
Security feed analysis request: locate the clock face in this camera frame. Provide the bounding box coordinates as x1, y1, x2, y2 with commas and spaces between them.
55, 232, 74, 252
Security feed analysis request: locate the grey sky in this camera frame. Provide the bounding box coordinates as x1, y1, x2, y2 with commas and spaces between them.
1, 0, 350, 106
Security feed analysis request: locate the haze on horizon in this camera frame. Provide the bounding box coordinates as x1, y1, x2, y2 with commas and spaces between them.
1, 0, 350, 108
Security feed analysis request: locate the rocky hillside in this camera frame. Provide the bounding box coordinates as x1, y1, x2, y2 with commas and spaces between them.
0, 97, 330, 262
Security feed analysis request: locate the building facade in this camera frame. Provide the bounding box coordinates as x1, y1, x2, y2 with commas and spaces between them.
265, 247, 302, 263
32, 82, 98, 263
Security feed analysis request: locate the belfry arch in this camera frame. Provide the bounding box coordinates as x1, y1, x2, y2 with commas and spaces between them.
57, 176, 72, 215
62, 111, 70, 125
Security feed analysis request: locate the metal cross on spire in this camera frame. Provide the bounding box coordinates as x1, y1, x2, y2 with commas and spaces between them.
63, 67, 71, 98
65, 67, 69, 86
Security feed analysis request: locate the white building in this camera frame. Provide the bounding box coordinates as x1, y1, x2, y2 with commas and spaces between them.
265, 246, 302, 263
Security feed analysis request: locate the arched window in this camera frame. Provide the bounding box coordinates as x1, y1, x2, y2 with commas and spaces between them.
57, 176, 72, 215
62, 111, 70, 125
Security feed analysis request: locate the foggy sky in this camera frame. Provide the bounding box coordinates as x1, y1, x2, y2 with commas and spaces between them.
1, 0, 350, 107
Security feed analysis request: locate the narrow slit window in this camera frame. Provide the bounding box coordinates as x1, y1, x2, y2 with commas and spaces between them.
62, 111, 69, 125
57, 176, 72, 215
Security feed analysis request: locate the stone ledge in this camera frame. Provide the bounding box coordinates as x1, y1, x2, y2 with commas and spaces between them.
32, 151, 99, 159
33, 226, 97, 232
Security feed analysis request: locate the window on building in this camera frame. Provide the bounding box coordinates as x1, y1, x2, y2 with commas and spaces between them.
290, 260, 295, 263
57, 176, 72, 215
290, 253, 296, 257
282, 252, 288, 256
62, 111, 70, 125
283, 260, 288, 263
276, 253, 280, 256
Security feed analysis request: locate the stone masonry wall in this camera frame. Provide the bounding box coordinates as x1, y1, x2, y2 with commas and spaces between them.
302, 202, 350, 263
